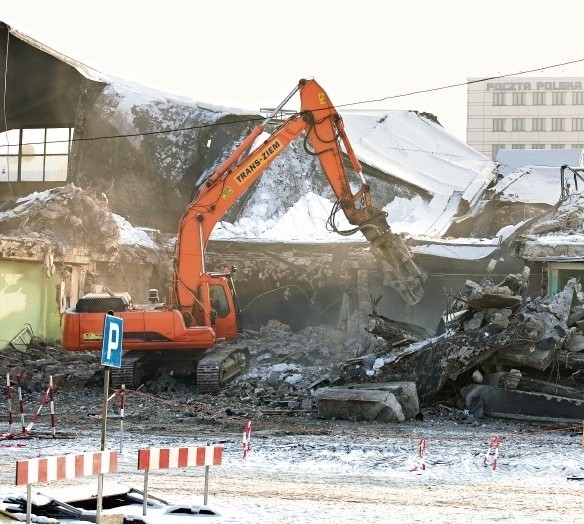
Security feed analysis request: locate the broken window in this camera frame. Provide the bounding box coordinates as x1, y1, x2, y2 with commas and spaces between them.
0, 127, 73, 182
548, 263, 584, 306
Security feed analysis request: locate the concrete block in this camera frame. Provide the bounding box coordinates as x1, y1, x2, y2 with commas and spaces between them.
313, 387, 405, 422
345, 381, 419, 419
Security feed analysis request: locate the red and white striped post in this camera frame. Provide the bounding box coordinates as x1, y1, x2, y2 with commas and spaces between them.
48, 376, 56, 437
483, 436, 500, 471
24, 386, 51, 435
242, 420, 252, 460
137, 444, 223, 515
15, 450, 118, 524
5, 373, 13, 436
17, 375, 25, 435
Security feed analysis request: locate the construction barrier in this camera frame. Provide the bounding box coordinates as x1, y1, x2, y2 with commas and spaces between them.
484, 435, 500, 471
15, 450, 118, 524
242, 420, 252, 459
137, 444, 223, 515
3, 374, 56, 438
410, 437, 426, 472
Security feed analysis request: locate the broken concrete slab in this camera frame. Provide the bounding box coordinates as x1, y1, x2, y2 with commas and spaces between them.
497, 344, 557, 371
462, 383, 584, 424
483, 371, 584, 400
313, 387, 405, 422
345, 381, 419, 419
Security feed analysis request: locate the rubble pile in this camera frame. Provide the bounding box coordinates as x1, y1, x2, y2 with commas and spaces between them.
6, 267, 584, 425
345, 269, 584, 423
0, 184, 118, 252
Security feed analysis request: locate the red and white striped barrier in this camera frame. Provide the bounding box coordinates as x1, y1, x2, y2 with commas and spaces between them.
16, 450, 118, 485
137, 445, 223, 515
242, 420, 252, 460
137, 445, 223, 470
15, 450, 118, 524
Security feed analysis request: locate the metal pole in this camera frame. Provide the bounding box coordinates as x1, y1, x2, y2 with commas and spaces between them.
119, 385, 125, 454
143, 469, 149, 516
26, 483, 31, 524
203, 441, 210, 505
96, 366, 110, 524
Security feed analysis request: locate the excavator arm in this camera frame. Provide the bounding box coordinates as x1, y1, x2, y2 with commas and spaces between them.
173, 78, 426, 315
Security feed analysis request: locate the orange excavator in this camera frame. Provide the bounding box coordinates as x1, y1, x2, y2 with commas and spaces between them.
60, 78, 426, 392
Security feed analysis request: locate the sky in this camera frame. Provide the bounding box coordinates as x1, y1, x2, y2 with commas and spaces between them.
4, 1, 584, 143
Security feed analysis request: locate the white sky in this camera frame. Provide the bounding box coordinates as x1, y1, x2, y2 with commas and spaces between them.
4, 1, 584, 142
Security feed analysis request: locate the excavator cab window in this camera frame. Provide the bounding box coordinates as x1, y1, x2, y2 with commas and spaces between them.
210, 284, 230, 318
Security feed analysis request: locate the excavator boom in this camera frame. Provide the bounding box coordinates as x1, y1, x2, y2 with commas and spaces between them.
174, 78, 425, 309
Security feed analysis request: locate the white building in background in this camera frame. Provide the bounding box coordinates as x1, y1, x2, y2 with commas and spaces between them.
467, 77, 584, 159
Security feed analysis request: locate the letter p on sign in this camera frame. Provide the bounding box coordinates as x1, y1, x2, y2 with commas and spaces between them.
101, 314, 123, 368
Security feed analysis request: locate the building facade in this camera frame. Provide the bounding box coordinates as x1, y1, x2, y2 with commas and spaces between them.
467, 77, 584, 158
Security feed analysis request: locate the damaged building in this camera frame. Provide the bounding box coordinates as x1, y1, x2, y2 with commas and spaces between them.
4, 21, 584, 424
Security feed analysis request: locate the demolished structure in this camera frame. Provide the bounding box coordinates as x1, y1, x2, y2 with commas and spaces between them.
3, 21, 584, 423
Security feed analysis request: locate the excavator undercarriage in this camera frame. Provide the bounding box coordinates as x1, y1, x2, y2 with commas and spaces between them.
109, 346, 250, 393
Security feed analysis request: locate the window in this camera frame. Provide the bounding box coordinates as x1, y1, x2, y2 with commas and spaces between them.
551, 144, 565, 149
511, 144, 525, 149
512, 92, 526, 105
492, 144, 505, 157
573, 118, 584, 131
0, 127, 73, 182
493, 93, 506, 106
572, 144, 584, 149
573, 92, 584, 105
547, 263, 584, 305
492, 118, 505, 132
532, 118, 546, 131
532, 144, 545, 149
552, 118, 565, 131
533, 92, 546, 105
512, 118, 525, 132
210, 285, 230, 318
552, 92, 565, 105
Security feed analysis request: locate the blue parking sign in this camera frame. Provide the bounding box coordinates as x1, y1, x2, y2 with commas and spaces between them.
101, 314, 123, 368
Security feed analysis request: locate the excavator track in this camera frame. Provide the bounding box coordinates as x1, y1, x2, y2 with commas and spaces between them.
110, 352, 162, 389
196, 345, 250, 394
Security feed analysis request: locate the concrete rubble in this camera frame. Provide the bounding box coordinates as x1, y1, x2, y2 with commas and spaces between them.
5, 265, 584, 425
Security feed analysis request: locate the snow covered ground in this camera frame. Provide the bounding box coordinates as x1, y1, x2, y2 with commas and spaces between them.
1, 413, 584, 523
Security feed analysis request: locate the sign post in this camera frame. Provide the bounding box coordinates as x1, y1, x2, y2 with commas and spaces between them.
97, 312, 123, 523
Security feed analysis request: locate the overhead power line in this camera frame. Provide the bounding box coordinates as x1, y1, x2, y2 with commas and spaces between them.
1, 57, 584, 149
